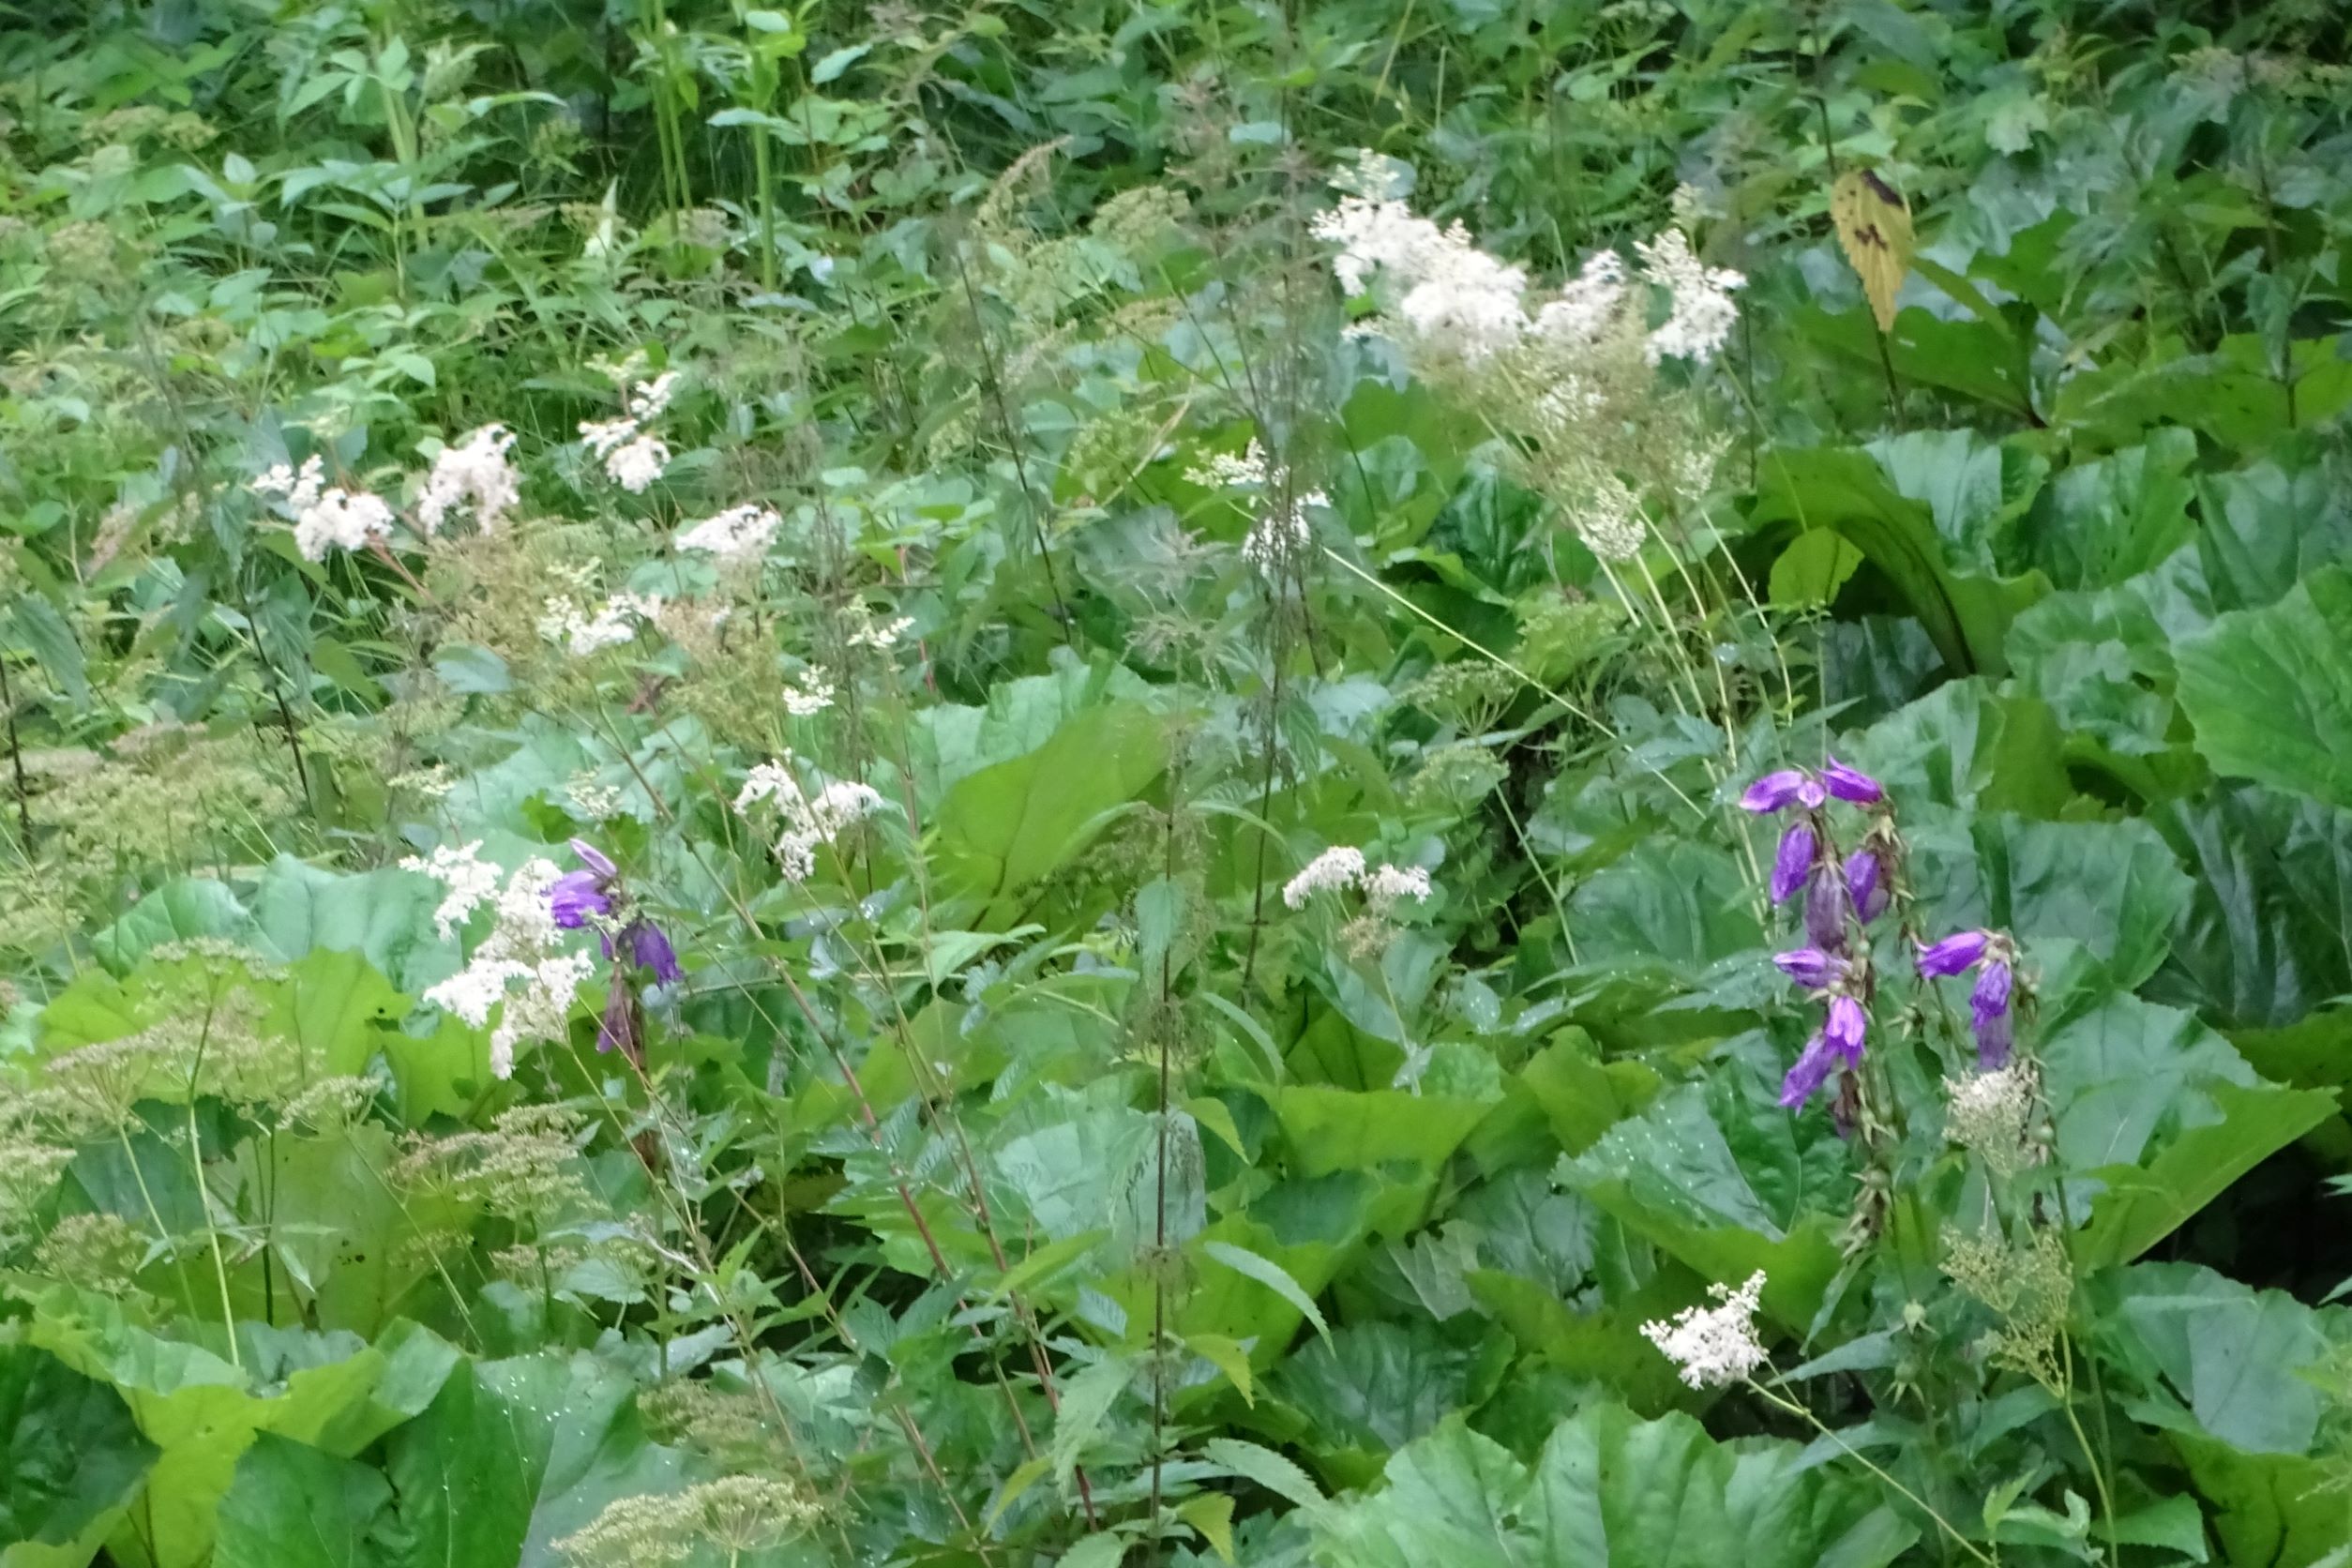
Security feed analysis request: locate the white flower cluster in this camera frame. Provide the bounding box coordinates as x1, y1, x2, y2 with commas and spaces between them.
538, 591, 663, 657
1313, 153, 1744, 369
846, 610, 914, 651
1568, 470, 1646, 563
252, 456, 395, 562
1944, 1061, 2045, 1178
778, 674, 835, 716
676, 503, 781, 561
416, 423, 520, 536
734, 758, 889, 881
416, 855, 596, 1078
1185, 441, 1272, 489
400, 839, 502, 939
1633, 230, 1746, 366
579, 371, 681, 494
1240, 490, 1326, 579
1282, 847, 1437, 912
1642, 1271, 1770, 1390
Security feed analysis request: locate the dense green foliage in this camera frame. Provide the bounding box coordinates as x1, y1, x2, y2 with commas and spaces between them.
5, 0, 2352, 1564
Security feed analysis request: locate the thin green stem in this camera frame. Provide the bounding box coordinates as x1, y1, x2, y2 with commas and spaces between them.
1749, 1381, 1995, 1566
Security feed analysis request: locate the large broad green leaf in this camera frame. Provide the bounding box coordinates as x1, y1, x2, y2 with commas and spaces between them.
89, 880, 267, 973
1848, 680, 2073, 817
1273, 1086, 1490, 1180
1863, 427, 2045, 571
2176, 565, 2352, 811
1908, 812, 2194, 990
2171, 1439, 2351, 1568
249, 857, 460, 997
1748, 447, 2049, 677
1563, 1072, 1847, 1332
2088, 1263, 2336, 1455
1565, 841, 1760, 974
2044, 995, 2332, 1265
2147, 788, 2352, 1033
908, 656, 1159, 806
214, 1435, 394, 1568
23, 1288, 446, 1568
379, 1364, 535, 1568
2193, 454, 2352, 612
1309, 1408, 1913, 1568
0, 1344, 156, 1568
2013, 430, 2198, 590
1272, 1319, 1494, 1466
934, 699, 1166, 902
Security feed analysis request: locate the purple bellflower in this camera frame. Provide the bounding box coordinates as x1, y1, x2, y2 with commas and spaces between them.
1770, 820, 1817, 904
1915, 929, 2018, 1066
1741, 759, 1884, 815
1845, 846, 1888, 922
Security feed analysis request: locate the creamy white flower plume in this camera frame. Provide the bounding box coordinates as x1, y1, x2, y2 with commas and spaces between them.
1282, 846, 1367, 909
677, 503, 781, 561
539, 592, 662, 656
1363, 864, 1432, 910
400, 839, 501, 940
416, 423, 520, 536
1642, 1272, 1769, 1389
1636, 229, 1745, 365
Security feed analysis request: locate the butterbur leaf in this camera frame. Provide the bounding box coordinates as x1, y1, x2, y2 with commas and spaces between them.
1831, 169, 1914, 333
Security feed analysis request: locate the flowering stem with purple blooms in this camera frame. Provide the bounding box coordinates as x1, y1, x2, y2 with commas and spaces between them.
550, 837, 683, 1062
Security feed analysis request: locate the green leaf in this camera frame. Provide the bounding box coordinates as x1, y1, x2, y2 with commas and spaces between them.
1200, 1240, 1330, 1343
1200, 1437, 1325, 1510
1049, 1354, 1131, 1483
0, 1343, 156, 1567
1176, 1493, 1235, 1564
1748, 447, 2049, 677
89, 879, 266, 972
1769, 530, 1864, 607
1309, 1408, 1915, 1568
7, 593, 90, 708
1055, 1533, 1127, 1568
2090, 1263, 2331, 1455
2178, 565, 2352, 810
214, 1435, 394, 1568
249, 856, 458, 996
935, 700, 1166, 902
1274, 1319, 1488, 1457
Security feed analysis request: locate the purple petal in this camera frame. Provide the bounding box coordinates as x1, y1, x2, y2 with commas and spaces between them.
1845, 847, 1887, 922
1802, 865, 1849, 952
1779, 1032, 1839, 1109
1771, 821, 1817, 904
549, 869, 614, 929
1772, 947, 1840, 988
1797, 776, 1828, 809
1741, 769, 1809, 814
569, 838, 617, 881
1916, 929, 1989, 979
1824, 995, 1868, 1062
1822, 757, 1884, 805
628, 921, 683, 986
1971, 959, 2013, 1026
1973, 1006, 2013, 1069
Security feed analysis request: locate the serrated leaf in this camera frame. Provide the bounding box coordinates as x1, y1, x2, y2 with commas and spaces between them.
1200, 1242, 1329, 1343
1178, 1493, 1236, 1564
1201, 1437, 1325, 1509
1184, 1334, 1254, 1407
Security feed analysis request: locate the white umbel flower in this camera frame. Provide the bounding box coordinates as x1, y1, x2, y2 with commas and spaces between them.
416, 423, 520, 536
1282, 846, 1367, 910
676, 503, 781, 561
778, 675, 835, 716
734, 759, 886, 882
256, 458, 395, 561
603, 433, 671, 494
1186, 441, 1271, 490
1642, 1271, 1770, 1389
626, 370, 681, 422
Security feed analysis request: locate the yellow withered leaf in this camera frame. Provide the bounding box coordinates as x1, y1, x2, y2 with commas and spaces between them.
1831, 168, 1914, 332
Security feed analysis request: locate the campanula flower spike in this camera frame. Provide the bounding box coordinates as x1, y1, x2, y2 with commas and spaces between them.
1770, 820, 1817, 904
1914, 928, 2018, 1066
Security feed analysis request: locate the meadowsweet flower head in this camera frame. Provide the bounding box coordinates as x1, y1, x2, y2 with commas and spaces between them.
539, 592, 661, 656
1282, 845, 1367, 909
1635, 228, 1744, 365
603, 433, 670, 493
1187, 441, 1271, 489
1642, 1271, 1769, 1389
400, 839, 501, 940
1363, 863, 1433, 911
626, 370, 680, 423
779, 674, 836, 716
416, 422, 520, 536
1568, 470, 1645, 563
1241, 490, 1323, 577
676, 503, 780, 561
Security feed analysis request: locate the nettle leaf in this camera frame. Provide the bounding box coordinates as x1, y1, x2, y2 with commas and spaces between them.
1309, 1408, 1914, 1568
2177, 565, 2352, 811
